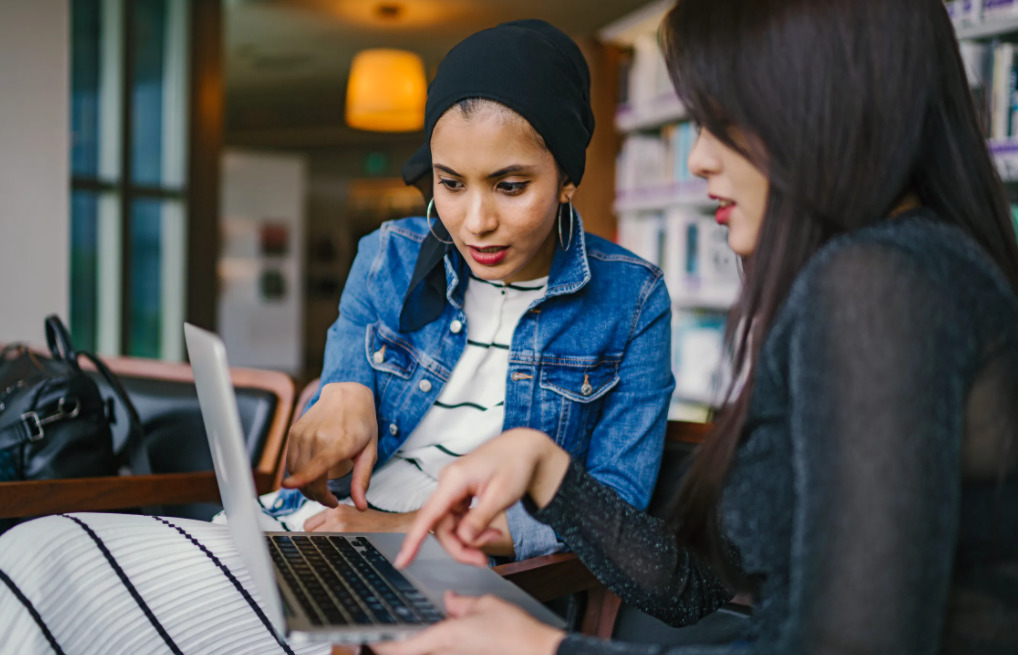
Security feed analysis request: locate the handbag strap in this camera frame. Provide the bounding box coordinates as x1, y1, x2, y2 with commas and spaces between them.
0, 417, 39, 451
45, 315, 80, 371
77, 351, 151, 477
0, 397, 81, 450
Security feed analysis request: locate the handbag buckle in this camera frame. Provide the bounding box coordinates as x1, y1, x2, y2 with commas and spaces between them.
21, 412, 44, 441
21, 398, 81, 442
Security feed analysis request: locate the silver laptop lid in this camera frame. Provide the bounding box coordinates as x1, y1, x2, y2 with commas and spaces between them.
183, 322, 286, 636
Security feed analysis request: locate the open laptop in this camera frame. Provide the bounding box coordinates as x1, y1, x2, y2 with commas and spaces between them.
183, 323, 564, 646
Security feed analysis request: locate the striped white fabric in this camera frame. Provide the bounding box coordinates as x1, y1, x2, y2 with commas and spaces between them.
0, 513, 329, 655
363, 274, 547, 513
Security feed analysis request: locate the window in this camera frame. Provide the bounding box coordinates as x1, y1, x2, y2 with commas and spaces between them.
70, 0, 189, 359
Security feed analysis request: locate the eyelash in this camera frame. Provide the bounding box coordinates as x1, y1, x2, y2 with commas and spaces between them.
497, 181, 529, 195
437, 178, 530, 195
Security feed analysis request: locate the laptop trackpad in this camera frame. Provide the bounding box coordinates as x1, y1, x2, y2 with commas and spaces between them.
365, 533, 566, 628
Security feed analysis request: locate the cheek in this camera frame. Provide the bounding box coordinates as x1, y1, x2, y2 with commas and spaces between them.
508, 198, 557, 243
433, 196, 466, 233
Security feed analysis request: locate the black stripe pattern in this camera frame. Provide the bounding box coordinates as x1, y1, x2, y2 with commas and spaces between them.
468, 273, 546, 291
434, 444, 464, 458
150, 516, 296, 655
466, 339, 511, 350
433, 400, 505, 412
0, 567, 66, 655
62, 514, 184, 655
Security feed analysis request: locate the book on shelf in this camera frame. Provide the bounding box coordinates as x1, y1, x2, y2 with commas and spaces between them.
954, 39, 1018, 140
672, 310, 726, 406
617, 209, 740, 309
615, 122, 700, 198
619, 32, 678, 112
947, 0, 1018, 28
991, 41, 1018, 139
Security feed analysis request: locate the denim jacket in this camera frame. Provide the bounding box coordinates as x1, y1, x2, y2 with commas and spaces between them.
309, 215, 675, 560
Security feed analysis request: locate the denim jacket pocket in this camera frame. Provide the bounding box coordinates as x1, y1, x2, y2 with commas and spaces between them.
540, 358, 620, 402
539, 358, 621, 449
365, 323, 419, 379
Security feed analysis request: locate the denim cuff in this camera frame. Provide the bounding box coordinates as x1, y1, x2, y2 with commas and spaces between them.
506, 499, 564, 560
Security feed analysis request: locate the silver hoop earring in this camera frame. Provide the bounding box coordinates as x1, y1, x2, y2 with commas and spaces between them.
427, 198, 453, 244
557, 200, 575, 251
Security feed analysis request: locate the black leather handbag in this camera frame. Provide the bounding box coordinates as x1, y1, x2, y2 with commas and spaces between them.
0, 316, 146, 532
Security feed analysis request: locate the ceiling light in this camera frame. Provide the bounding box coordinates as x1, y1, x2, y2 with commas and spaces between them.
345, 48, 427, 133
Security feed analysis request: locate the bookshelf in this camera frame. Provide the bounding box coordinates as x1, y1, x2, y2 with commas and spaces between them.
601, 2, 738, 420
949, 1, 1018, 182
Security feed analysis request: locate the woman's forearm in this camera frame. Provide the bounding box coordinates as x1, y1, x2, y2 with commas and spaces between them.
526, 431, 572, 510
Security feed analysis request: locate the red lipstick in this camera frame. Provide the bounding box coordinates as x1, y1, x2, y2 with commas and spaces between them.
469, 245, 509, 266
710, 194, 735, 226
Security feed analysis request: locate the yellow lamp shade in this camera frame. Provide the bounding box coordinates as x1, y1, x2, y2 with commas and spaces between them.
346, 49, 427, 132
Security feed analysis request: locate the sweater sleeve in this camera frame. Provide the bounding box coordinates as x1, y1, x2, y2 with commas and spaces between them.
528, 459, 731, 628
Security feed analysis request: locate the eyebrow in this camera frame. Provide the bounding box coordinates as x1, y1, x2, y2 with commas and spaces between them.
433, 163, 534, 180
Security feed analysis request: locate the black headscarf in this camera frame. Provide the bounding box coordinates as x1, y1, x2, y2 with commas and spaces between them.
398, 19, 595, 332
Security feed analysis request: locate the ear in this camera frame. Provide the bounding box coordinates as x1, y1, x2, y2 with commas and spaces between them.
558, 180, 577, 205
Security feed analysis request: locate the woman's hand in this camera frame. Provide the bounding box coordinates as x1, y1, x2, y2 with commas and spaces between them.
304, 506, 415, 533
282, 382, 378, 509
370, 591, 565, 655
305, 507, 516, 558
394, 428, 570, 569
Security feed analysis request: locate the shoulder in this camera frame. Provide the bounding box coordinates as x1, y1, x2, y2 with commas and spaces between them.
355, 216, 429, 265
584, 232, 664, 276
790, 212, 1003, 305
775, 212, 1018, 341
577, 233, 670, 326
351, 217, 430, 299
376, 216, 429, 245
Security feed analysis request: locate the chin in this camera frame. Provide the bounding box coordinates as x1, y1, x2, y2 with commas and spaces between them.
727, 236, 753, 258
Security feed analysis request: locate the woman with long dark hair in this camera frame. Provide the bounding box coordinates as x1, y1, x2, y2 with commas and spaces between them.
380, 1, 1018, 653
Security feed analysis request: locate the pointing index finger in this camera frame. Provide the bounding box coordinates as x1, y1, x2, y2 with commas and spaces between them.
395, 479, 473, 568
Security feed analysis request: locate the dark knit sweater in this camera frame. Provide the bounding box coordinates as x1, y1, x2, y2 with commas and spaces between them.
532, 211, 1018, 654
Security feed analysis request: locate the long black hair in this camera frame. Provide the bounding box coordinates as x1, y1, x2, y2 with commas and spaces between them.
661, 0, 1018, 584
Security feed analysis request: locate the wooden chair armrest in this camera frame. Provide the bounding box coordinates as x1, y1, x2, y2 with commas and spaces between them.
0, 470, 275, 518
493, 552, 601, 603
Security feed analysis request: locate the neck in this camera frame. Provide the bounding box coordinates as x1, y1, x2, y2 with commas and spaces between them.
889, 192, 922, 218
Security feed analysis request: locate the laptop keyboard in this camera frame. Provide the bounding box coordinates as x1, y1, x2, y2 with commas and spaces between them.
267, 534, 444, 627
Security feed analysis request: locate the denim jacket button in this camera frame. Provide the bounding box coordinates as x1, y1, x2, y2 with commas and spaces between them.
372, 349, 385, 364
581, 383, 593, 396
418, 379, 432, 392
450, 320, 463, 334
389, 423, 399, 436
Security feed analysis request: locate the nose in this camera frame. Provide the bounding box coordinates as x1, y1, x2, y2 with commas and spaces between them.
687, 129, 719, 180
463, 192, 498, 236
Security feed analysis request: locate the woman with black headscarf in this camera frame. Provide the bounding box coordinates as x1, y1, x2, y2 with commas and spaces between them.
262, 18, 673, 562
0, 20, 674, 654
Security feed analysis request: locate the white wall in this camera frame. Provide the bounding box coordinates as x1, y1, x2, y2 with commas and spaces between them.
0, 1, 70, 343
219, 150, 306, 374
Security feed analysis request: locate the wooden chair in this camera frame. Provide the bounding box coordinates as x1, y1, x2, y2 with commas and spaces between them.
0, 354, 294, 521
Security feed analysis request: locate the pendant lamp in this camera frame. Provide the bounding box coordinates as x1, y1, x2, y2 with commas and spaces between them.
345, 48, 427, 132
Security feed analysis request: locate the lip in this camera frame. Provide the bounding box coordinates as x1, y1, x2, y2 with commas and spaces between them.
710, 194, 735, 226
468, 245, 509, 266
